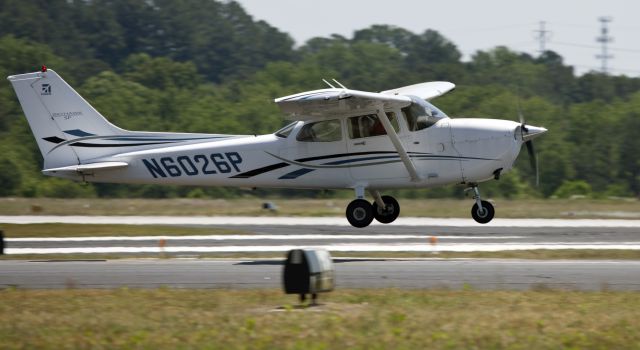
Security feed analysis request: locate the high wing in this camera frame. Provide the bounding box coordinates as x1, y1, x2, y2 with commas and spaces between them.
380, 81, 455, 100
274, 81, 455, 121
274, 88, 412, 121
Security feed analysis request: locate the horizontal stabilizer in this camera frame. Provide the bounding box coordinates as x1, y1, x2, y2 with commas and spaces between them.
42, 161, 128, 176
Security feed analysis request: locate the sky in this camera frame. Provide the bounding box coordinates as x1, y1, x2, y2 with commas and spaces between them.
236, 0, 640, 77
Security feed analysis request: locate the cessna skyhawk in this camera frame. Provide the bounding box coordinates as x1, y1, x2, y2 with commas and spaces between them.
8, 68, 546, 227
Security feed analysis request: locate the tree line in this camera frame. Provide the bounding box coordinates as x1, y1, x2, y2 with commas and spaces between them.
0, 0, 639, 199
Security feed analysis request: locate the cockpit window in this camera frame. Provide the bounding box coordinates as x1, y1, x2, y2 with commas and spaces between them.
296, 119, 342, 142
275, 121, 297, 138
402, 96, 448, 131
348, 112, 399, 139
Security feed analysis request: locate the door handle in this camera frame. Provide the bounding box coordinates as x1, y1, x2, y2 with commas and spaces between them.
353, 141, 366, 146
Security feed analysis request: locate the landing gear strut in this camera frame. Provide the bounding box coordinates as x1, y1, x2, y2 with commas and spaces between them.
468, 184, 494, 224
345, 188, 400, 228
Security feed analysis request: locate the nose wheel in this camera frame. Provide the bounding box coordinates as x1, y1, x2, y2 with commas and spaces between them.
472, 200, 494, 223
468, 185, 495, 224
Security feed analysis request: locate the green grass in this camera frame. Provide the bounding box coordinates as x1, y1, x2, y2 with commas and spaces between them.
1, 288, 639, 349
2, 197, 640, 218
0, 223, 248, 238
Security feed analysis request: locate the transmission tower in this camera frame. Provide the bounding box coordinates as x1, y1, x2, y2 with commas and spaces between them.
533, 21, 552, 55
596, 16, 614, 74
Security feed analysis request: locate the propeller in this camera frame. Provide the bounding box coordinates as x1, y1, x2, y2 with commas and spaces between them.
517, 100, 543, 187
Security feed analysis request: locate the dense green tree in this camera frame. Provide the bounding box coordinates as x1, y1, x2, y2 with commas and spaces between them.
1, 3, 640, 199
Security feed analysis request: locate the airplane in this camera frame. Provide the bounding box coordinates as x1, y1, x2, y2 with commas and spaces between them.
7, 67, 546, 228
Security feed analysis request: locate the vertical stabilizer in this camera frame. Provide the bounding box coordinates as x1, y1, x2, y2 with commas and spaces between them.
7, 69, 125, 168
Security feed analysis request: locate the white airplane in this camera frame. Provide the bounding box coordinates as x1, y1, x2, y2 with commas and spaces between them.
8, 67, 546, 227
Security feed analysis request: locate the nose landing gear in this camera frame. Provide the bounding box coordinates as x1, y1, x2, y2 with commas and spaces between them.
468, 184, 495, 224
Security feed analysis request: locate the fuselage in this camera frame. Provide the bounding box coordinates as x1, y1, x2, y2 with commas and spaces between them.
77, 114, 524, 190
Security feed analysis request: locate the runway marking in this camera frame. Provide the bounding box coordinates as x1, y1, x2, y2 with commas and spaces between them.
8, 243, 640, 254
7, 234, 526, 242
2, 216, 640, 227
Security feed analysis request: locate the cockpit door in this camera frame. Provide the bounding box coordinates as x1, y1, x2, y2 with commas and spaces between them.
346, 110, 411, 181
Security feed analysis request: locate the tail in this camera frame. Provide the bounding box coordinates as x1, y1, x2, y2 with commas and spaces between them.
7, 69, 128, 168
7, 69, 239, 170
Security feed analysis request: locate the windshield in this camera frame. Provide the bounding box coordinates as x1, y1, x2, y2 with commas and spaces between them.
402, 96, 448, 131
275, 121, 298, 138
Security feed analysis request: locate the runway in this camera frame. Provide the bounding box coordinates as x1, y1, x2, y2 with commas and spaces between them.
3, 216, 640, 290
1, 258, 639, 290
3, 216, 640, 254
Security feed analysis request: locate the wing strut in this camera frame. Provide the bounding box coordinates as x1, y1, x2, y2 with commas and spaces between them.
375, 105, 421, 182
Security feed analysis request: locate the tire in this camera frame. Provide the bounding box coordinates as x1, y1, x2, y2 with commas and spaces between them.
372, 195, 400, 224
346, 199, 374, 228
471, 200, 495, 224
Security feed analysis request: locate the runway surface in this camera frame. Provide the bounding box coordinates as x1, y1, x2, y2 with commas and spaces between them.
3, 216, 640, 254
1, 258, 639, 290
3, 216, 640, 290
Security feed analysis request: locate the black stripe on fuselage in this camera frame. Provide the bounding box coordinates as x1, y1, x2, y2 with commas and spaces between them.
68, 141, 175, 147
295, 151, 428, 162
229, 162, 290, 178
228, 151, 431, 179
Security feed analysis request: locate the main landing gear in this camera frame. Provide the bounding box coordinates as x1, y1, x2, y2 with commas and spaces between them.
345, 188, 400, 228
467, 184, 495, 224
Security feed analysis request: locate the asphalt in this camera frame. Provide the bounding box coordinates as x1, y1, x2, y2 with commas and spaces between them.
1, 258, 639, 290
2, 216, 640, 290
5, 224, 640, 253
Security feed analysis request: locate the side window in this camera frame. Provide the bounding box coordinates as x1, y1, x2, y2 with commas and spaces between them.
348, 112, 399, 139
296, 119, 342, 142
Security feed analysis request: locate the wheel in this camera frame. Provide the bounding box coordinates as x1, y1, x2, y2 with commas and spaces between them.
372, 195, 400, 224
471, 200, 495, 224
346, 199, 374, 228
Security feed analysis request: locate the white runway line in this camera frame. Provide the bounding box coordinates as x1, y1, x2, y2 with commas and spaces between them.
8, 243, 640, 255
6, 234, 526, 242
3, 215, 640, 227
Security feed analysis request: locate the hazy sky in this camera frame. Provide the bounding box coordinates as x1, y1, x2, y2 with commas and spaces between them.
236, 0, 640, 77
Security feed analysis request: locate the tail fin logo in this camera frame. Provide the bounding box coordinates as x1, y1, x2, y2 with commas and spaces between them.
41, 84, 51, 95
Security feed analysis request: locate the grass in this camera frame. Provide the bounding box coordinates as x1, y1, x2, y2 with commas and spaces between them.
1, 288, 639, 349
0, 223, 248, 238
2, 197, 640, 219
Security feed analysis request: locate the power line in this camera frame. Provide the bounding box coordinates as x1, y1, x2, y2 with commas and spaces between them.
533, 21, 552, 54
596, 16, 614, 74
574, 65, 640, 74
552, 41, 640, 54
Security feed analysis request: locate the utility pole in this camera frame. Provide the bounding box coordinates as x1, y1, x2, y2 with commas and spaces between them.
596, 16, 614, 74
533, 21, 552, 55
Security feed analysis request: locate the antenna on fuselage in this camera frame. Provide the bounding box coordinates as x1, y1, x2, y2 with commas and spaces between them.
322, 79, 336, 88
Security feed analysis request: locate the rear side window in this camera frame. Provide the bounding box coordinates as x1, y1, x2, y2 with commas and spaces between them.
296, 119, 342, 142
